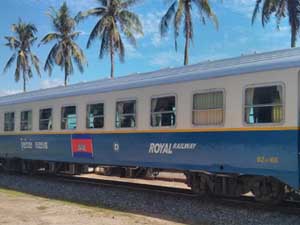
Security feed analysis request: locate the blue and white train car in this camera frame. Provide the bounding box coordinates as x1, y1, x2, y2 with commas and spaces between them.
0, 48, 300, 202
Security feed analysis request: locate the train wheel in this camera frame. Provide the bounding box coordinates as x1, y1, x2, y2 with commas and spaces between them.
252, 177, 285, 204
103, 167, 113, 176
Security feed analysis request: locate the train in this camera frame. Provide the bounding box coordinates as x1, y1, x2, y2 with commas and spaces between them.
0, 47, 300, 203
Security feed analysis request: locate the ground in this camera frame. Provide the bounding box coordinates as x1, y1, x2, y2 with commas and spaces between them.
0, 189, 185, 225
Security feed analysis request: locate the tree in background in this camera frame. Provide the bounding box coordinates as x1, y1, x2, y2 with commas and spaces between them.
252, 0, 300, 48
160, 0, 218, 66
3, 20, 41, 92
76, 0, 143, 79
41, 2, 87, 86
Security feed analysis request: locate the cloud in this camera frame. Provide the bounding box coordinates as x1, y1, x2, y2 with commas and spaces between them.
149, 51, 183, 67
40, 78, 64, 89
0, 89, 21, 97
139, 11, 169, 47
31, 0, 98, 12
217, 0, 256, 18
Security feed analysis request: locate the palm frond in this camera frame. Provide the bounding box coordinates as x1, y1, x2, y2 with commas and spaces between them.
194, 0, 219, 28
30, 53, 41, 76
14, 55, 21, 82
97, 0, 108, 7
3, 53, 16, 73
40, 33, 61, 45
99, 28, 110, 58
4, 19, 40, 91
261, 0, 278, 26
160, 1, 177, 36
69, 31, 81, 40
4, 36, 21, 49
174, 0, 184, 51
117, 33, 125, 63
87, 16, 108, 48
121, 0, 141, 8
44, 43, 58, 76
54, 42, 64, 66
275, 0, 286, 28
119, 10, 143, 35
76, 7, 106, 22
70, 42, 87, 73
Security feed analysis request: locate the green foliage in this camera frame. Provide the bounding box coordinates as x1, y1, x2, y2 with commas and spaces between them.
76, 0, 143, 79
3, 19, 41, 92
160, 0, 218, 65
252, 0, 300, 48
41, 2, 87, 86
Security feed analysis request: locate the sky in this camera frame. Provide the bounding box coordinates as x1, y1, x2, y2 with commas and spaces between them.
0, 0, 293, 96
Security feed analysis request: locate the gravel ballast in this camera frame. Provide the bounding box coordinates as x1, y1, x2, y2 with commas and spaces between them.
0, 173, 299, 225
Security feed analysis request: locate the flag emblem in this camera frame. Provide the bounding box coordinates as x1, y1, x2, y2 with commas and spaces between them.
71, 134, 94, 158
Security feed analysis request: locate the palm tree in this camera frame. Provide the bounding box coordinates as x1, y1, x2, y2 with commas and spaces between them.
41, 2, 87, 86
252, 0, 300, 48
3, 20, 41, 92
160, 0, 218, 66
76, 0, 143, 79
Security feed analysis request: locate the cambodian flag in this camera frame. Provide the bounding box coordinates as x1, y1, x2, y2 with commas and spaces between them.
71, 134, 94, 158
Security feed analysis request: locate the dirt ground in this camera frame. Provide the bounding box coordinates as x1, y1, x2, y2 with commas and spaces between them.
0, 189, 185, 225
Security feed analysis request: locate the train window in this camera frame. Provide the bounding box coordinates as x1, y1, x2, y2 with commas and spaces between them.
193, 91, 224, 126
4, 112, 14, 132
61, 106, 77, 130
151, 96, 176, 127
245, 85, 283, 124
20, 110, 32, 131
116, 100, 136, 128
39, 108, 53, 130
87, 103, 104, 129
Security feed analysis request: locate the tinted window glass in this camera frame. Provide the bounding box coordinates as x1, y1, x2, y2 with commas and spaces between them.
21, 110, 32, 131
87, 103, 104, 129
4, 112, 14, 132
61, 106, 77, 130
39, 108, 53, 130
151, 96, 176, 127
116, 100, 136, 128
245, 85, 283, 124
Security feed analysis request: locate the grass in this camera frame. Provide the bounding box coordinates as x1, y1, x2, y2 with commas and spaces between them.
0, 188, 27, 197
0, 187, 141, 219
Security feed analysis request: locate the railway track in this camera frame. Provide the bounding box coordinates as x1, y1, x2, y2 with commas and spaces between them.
35, 173, 300, 215
47, 173, 197, 198
1, 171, 300, 215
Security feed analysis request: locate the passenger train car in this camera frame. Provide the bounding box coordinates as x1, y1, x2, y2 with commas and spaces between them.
0, 48, 300, 203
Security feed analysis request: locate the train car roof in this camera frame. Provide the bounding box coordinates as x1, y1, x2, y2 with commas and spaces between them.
1, 47, 300, 106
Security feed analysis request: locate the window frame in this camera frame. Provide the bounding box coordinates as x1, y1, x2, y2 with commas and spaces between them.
150, 94, 177, 129
61, 104, 77, 130
86, 102, 105, 130
115, 98, 137, 129
20, 110, 33, 131
39, 107, 53, 131
4, 111, 15, 132
191, 88, 226, 127
242, 82, 285, 126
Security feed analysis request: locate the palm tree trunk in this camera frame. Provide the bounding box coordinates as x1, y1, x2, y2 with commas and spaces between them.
291, 28, 296, 48
288, 0, 297, 48
23, 74, 26, 92
184, 33, 189, 66
184, 1, 191, 66
110, 36, 115, 79
64, 62, 68, 86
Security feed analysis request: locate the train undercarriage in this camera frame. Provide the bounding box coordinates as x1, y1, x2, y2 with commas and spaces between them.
0, 157, 296, 204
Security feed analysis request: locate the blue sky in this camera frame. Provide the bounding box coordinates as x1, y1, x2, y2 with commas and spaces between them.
0, 0, 292, 95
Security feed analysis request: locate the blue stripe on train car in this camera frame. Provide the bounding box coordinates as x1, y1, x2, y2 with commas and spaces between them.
0, 129, 299, 189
